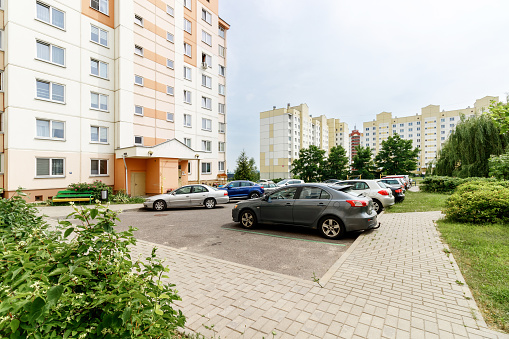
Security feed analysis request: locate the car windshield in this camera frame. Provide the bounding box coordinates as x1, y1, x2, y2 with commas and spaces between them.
377, 182, 387, 188
277, 179, 290, 185
385, 179, 400, 185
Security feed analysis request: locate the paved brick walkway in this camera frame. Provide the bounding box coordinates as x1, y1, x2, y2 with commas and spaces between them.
130, 211, 507, 338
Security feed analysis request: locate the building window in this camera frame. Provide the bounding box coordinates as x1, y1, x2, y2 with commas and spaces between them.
91, 159, 108, 176
134, 45, 143, 56
441, 131, 445, 134
202, 74, 212, 88
201, 140, 211, 152
218, 161, 225, 171
218, 84, 225, 95
408, 122, 413, 126
201, 118, 212, 131
184, 18, 192, 33
90, 0, 108, 15
218, 25, 225, 38
441, 118, 445, 122
184, 114, 192, 127
408, 128, 412, 131
218, 122, 225, 133
218, 142, 225, 152
201, 30, 212, 45
91, 59, 108, 79
202, 53, 212, 67
184, 43, 192, 57
167, 59, 174, 69
36, 119, 65, 140
167, 5, 174, 16
184, 138, 191, 148
134, 14, 143, 27
450, 117, 455, 121
201, 162, 211, 174
134, 75, 144, 86
167, 86, 174, 95
134, 136, 143, 145
184, 66, 192, 80
91, 126, 108, 143
399, 123, 404, 127
134, 105, 144, 116
91, 92, 108, 111
184, 0, 191, 10
91, 25, 108, 47
36, 158, 64, 177
201, 96, 212, 110
36, 40, 65, 66
218, 65, 225, 76
450, 124, 455, 127
162, 112, 172, 122
218, 45, 225, 57
167, 32, 174, 43
184, 90, 192, 104
36, 2, 65, 29
202, 9, 212, 24
36, 79, 65, 103
187, 162, 192, 174
417, 121, 420, 125
218, 103, 225, 114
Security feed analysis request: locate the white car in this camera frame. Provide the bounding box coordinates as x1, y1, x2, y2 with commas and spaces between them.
334, 179, 395, 214
144, 184, 229, 211
276, 179, 305, 186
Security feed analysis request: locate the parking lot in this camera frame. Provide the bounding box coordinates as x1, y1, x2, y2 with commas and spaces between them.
115, 201, 360, 280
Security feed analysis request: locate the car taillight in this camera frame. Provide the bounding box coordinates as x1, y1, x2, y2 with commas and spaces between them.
224, 192, 228, 196
395, 189, 402, 193
346, 200, 368, 207
378, 190, 389, 196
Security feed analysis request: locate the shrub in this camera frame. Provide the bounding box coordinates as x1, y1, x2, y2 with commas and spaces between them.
0, 191, 185, 338
111, 190, 146, 204
421, 176, 504, 193
68, 180, 113, 201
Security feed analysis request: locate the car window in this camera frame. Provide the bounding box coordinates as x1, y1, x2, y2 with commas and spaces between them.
270, 187, 298, 200
230, 182, 241, 188
269, 183, 277, 188
377, 182, 387, 188
192, 185, 208, 193
241, 182, 253, 187
298, 187, 330, 200
174, 186, 192, 194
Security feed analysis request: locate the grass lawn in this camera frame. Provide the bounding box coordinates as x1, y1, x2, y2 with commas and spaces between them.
385, 190, 449, 213
436, 220, 509, 333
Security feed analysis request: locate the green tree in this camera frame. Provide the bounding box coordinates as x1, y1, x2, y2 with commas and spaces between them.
351, 146, 375, 179
323, 145, 349, 179
488, 150, 509, 180
434, 114, 509, 177
489, 96, 509, 133
233, 150, 259, 181
375, 134, 419, 175
291, 145, 326, 182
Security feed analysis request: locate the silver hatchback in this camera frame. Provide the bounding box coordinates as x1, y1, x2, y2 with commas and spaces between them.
231, 184, 379, 240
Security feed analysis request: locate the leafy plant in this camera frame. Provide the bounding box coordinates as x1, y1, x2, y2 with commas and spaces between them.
68, 180, 113, 201
488, 150, 509, 180
351, 146, 376, 179
375, 134, 419, 175
0, 191, 185, 338
111, 190, 146, 204
291, 145, 327, 182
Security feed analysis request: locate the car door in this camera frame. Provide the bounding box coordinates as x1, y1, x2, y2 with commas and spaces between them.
259, 186, 298, 224
226, 181, 242, 197
292, 186, 331, 226
240, 181, 253, 197
168, 186, 192, 207
190, 185, 209, 205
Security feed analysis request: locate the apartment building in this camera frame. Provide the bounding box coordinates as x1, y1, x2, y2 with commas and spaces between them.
362, 96, 497, 172
260, 104, 349, 179
0, 0, 229, 201
327, 118, 349, 158
349, 129, 363, 163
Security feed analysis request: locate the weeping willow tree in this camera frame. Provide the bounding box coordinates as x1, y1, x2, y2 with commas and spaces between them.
434, 114, 509, 177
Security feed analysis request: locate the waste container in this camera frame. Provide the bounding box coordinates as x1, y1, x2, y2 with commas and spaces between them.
101, 190, 108, 200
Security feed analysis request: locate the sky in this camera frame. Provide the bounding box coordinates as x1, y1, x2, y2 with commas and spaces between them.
218, 0, 509, 172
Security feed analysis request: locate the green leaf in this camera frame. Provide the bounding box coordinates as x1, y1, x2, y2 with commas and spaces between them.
10, 319, 20, 332
58, 274, 70, 284
47, 285, 64, 307
63, 227, 74, 238
11, 267, 23, 281
159, 293, 170, 299
147, 292, 156, 298
121, 307, 131, 324
90, 209, 98, 219
28, 297, 46, 322
48, 267, 68, 277
72, 267, 92, 277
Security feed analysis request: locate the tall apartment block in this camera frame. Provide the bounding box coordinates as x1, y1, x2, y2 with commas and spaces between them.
362, 96, 497, 172
327, 118, 349, 158
260, 104, 348, 179
0, 0, 229, 201
349, 129, 362, 163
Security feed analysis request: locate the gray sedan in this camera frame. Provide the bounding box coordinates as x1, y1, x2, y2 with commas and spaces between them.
144, 184, 229, 211
232, 184, 379, 240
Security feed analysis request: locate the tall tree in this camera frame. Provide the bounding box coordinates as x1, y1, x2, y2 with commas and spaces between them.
323, 145, 349, 179
233, 150, 258, 181
489, 96, 509, 134
434, 114, 509, 177
291, 145, 326, 182
375, 134, 419, 175
351, 146, 375, 179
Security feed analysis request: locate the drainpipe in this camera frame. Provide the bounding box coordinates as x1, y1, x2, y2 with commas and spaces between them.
122, 153, 128, 194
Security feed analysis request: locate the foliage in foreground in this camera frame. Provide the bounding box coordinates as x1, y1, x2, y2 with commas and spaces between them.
68, 180, 113, 201
0, 192, 185, 338
420, 176, 508, 193
488, 150, 509, 180
437, 220, 509, 332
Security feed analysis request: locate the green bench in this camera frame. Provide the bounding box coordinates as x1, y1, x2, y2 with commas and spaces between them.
52, 190, 94, 204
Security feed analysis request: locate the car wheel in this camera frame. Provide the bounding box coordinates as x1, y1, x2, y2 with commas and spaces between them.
318, 216, 345, 240
204, 198, 216, 209
240, 209, 257, 229
373, 199, 383, 214
153, 200, 166, 211
249, 192, 260, 199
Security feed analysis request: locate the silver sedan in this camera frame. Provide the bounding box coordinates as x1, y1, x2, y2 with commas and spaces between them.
144, 184, 229, 211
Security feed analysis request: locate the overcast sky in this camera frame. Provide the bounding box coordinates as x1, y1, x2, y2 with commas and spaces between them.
218, 0, 509, 172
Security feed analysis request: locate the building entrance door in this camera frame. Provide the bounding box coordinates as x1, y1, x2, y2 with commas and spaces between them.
131, 172, 146, 196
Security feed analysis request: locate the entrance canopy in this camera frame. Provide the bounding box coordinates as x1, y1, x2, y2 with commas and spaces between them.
115, 139, 205, 160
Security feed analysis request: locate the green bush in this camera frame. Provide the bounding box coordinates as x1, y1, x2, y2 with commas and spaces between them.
111, 190, 146, 204
421, 176, 503, 193
0, 191, 185, 338
68, 180, 113, 201
444, 182, 509, 223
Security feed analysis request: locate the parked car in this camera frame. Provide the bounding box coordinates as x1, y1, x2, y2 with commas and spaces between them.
276, 179, 305, 186
377, 180, 405, 203
379, 178, 406, 192
218, 180, 264, 199
382, 175, 410, 189
232, 183, 379, 239
334, 179, 395, 214
323, 179, 342, 184
258, 179, 274, 184
144, 184, 229, 211
259, 182, 278, 194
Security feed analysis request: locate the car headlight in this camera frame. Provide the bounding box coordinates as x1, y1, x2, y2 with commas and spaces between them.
145, 198, 152, 202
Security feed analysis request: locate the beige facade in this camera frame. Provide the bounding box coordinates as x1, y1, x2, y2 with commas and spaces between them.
327, 118, 349, 158
362, 96, 497, 171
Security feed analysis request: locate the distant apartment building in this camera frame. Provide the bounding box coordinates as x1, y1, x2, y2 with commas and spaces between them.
327, 118, 349, 158
349, 129, 363, 163
0, 0, 229, 201
362, 96, 497, 172
260, 104, 348, 179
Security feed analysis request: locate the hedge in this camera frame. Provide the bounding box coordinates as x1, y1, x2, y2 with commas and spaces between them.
421, 176, 504, 193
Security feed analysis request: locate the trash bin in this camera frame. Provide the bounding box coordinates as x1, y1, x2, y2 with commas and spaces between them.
101, 190, 108, 200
